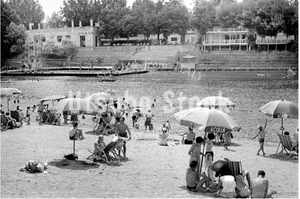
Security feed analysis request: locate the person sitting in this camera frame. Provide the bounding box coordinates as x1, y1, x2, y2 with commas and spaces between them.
251, 170, 277, 198
215, 165, 237, 198
93, 135, 106, 157
159, 124, 169, 146
69, 122, 85, 140
182, 127, 196, 144
52, 112, 61, 126
188, 136, 205, 164
5, 112, 18, 128
186, 160, 209, 192
20, 160, 48, 173
235, 171, 252, 198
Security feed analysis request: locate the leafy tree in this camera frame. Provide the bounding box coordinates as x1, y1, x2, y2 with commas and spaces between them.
119, 10, 139, 41
61, 0, 95, 26
191, 0, 216, 45
46, 11, 65, 28
3, 22, 27, 55
7, 0, 44, 29
216, 1, 242, 28
98, 0, 128, 43
131, 0, 156, 41
162, 0, 190, 43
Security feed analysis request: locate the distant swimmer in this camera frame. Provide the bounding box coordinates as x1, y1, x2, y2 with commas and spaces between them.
283, 67, 297, 79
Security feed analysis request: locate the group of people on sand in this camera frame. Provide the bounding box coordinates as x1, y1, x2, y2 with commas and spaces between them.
183, 125, 277, 198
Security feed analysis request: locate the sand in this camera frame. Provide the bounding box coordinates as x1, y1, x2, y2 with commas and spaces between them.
1, 109, 298, 198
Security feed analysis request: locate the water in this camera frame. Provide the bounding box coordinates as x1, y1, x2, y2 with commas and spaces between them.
1, 71, 298, 142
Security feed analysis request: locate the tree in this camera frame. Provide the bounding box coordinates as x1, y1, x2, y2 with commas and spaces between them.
61, 0, 95, 27
7, 0, 44, 29
191, 1, 216, 45
131, 0, 156, 41
98, 0, 128, 43
162, 0, 191, 43
46, 11, 65, 28
3, 22, 27, 55
216, 1, 242, 28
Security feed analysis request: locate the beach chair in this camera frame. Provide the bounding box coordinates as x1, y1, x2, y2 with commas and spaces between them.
276, 133, 298, 158
1, 115, 10, 130
224, 158, 243, 178
10, 110, 20, 122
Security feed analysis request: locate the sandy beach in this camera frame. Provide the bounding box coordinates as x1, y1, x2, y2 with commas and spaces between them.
1, 112, 298, 198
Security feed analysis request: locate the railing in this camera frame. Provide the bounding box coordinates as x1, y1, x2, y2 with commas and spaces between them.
256, 39, 293, 44
203, 39, 247, 44
208, 27, 248, 32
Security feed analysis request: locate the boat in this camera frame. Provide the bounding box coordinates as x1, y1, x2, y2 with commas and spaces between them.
111, 69, 149, 76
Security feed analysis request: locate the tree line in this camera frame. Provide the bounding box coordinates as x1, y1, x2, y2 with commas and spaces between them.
1, 0, 298, 60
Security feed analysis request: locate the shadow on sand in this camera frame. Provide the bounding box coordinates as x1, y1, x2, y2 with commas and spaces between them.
48, 159, 100, 170
178, 185, 215, 198
263, 153, 298, 163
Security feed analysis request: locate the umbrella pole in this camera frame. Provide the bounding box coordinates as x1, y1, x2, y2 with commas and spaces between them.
281, 118, 284, 134
7, 98, 9, 112
73, 140, 76, 155
198, 131, 207, 180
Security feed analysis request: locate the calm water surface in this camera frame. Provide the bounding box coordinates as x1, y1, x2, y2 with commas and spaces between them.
1, 71, 298, 142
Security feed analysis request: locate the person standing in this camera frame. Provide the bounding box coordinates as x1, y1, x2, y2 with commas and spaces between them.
144, 110, 154, 130
252, 119, 268, 156
36, 101, 44, 125
115, 117, 131, 157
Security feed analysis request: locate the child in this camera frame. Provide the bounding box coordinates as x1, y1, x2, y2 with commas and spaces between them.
52, 112, 61, 126
188, 136, 205, 164
205, 133, 215, 161
26, 106, 31, 124
186, 160, 209, 192
223, 131, 231, 150
159, 124, 169, 146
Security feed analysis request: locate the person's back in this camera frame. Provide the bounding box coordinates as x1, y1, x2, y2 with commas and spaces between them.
187, 131, 196, 141
189, 137, 204, 163
220, 175, 236, 193
186, 161, 198, 191
252, 176, 268, 198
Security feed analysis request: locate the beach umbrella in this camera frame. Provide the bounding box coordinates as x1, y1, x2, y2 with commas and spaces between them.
172, 107, 240, 176
86, 92, 111, 104
196, 96, 235, 109
259, 100, 298, 133
40, 95, 67, 103
0, 88, 23, 112
173, 107, 240, 132
55, 98, 100, 114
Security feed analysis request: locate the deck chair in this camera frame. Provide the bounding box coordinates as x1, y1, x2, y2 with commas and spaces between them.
224, 158, 243, 178
1, 115, 11, 130
87, 141, 120, 164
10, 110, 20, 122
276, 133, 298, 158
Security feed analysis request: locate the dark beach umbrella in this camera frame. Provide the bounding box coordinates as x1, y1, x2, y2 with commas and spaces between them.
211, 160, 228, 172
259, 100, 298, 133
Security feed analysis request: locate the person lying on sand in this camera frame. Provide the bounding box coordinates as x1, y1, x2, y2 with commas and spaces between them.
251, 170, 277, 198
20, 160, 48, 173
186, 161, 209, 192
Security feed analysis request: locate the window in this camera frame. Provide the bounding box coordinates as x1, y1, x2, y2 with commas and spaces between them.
171, 37, 177, 42
65, 35, 70, 39
57, 36, 62, 42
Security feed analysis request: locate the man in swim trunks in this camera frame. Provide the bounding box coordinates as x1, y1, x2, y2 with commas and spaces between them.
252, 119, 268, 156
115, 117, 131, 157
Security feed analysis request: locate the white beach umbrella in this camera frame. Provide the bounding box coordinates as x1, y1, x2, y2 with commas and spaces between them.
196, 96, 235, 109
0, 88, 23, 112
55, 98, 100, 114
86, 92, 111, 103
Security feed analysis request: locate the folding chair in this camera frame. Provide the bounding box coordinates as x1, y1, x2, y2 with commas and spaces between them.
87, 141, 120, 164
1, 115, 10, 130
276, 133, 298, 158
10, 110, 20, 122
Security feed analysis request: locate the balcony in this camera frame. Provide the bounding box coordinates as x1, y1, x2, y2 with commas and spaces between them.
207, 27, 248, 32
203, 39, 248, 45
256, 38, 293, 44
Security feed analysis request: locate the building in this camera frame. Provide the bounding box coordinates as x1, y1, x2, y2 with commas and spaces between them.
25, 19, 100, 48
